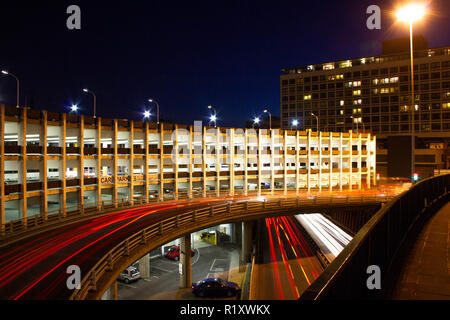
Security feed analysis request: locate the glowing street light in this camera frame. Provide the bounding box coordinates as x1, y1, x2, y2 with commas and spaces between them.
263, 109, 271, 130
396, 2, 427, 180
1, 70, 20, 108
252, 117, 260, 129
82, 88, 97, 118
71, 104, 78, 112
291, 119, 298, 130
148, 98, 160, 124
208, 105, 217, 127
143, 110, 151, 119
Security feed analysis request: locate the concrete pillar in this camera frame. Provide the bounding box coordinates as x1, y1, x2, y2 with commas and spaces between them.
241, 220, 254, 263
179, 234, 192, 289
101, 281, 118, 300
138, 253, 150, 279
0, 105, 5, 232
40, 111, 48, 219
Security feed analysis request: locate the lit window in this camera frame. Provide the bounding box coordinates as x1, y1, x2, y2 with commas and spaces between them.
390, 77, 399, 83
328, 75, 336, 81
336, 74, 344, 79
339, 110, 344, 115
400, 105, 409, 112
443, 102, 450, 109
339, 60, 352, 68
353, 90, 361, 96
323, 63, 335, 70
340, 100, 345, 106
307, 65, 315, 71
304, 95, 312, 100
353, 99, 362, 105
373, 79, 379, 85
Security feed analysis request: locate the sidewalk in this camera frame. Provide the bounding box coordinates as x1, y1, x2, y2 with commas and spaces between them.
391, 201, 450, 299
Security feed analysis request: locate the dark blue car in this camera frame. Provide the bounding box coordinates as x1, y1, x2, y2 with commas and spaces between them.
192, 278, 241, 298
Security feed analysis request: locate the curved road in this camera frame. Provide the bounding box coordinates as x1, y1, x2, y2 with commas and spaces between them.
0, 186, 404, 300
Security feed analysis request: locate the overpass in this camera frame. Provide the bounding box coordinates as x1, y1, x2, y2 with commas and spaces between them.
0, 189, 394, 300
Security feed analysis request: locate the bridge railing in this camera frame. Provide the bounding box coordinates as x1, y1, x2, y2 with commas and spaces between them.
300, 174, 450, 300
0, 187, 391, 239
69, 193, 390, 300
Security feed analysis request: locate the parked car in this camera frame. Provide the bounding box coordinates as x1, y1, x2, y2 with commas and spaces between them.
192, 278, 241, 297
117, 266, 141, 284
165, 245, 195, 261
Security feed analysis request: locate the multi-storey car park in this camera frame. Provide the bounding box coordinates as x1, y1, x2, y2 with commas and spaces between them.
0, 104, 376, 229
280, 37, 450, 178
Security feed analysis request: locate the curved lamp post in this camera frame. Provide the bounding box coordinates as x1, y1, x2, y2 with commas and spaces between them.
1, 70, 20, 108
82, 88, 97, 118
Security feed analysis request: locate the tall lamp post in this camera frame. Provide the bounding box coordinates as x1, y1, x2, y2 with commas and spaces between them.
82, 88, 97, 118
263, 109, 271, 130
1, 70, 20, 108
208, 105, 217, 127
148, 99, 160, 124
311, 113, 319, 132
396, 3, 426, 179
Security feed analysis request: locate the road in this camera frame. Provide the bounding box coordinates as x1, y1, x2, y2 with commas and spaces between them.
0, 185, 404, 300
252, 216, 325, 299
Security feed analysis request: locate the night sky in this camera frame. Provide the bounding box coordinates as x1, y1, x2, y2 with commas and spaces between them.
0, 0, 449, 128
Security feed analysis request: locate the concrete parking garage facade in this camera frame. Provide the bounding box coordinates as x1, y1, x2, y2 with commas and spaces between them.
0, 104, 376, 229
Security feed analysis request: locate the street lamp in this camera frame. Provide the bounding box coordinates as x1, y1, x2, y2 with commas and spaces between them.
208, 105, 217, 127
263, 109, 271, 130
253, 117, 260, 129
1, 70, 20, 108
82, 88, 97, 118
148, 99, 160, 124
291, 119, 298, 130
396, 2, 427, 179
311, 113, 319, 132
143, 110, 151, 119
71, 104, 78, 112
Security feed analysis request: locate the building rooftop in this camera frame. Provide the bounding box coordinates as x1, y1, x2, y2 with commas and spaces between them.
281, 37, 450, 75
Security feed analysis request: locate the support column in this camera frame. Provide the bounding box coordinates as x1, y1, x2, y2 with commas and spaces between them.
97, 117, 102, 210
339, 132, 343, 192
348, 131, 352, 191
138, 253, 150, 279
145, 121, 149, 201
241, 220, 254, 263
329, 132, 333, 192
113, 120, 118, 206
159, 123, 164, 201
358, 133, 362, 190
270, 129, 274, 195
0, 105, 5, 232
61, 113, 67, 216
295, 130, 299, 194
367, 133, 371, 189
40, 111, 48, 219
179, 234, 192, 289
318, 131, 322, 192
229, 128, 235, 197
79, 116, 85, 210
215, 127, 220, 197
283, 130, 287, 195
244, 129, 248, 196
188, 125, 193, 198
257, 129, 261, 196
174, 124, 179, 200
307, 130, 311, 193
373, 136, 377, 186
130, 121, 134, 205
101, 281, 118, 300
202, 125, 206, 197
20, 107, 27, 220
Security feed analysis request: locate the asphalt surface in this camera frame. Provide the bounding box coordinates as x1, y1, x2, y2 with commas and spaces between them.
117, 243, 240, 300
252, 216, 324, 299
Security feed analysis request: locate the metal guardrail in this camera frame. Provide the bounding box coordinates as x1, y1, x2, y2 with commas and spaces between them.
0, 188, 388, 238
300, 174, 450, 300
69, 193, 390, 300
